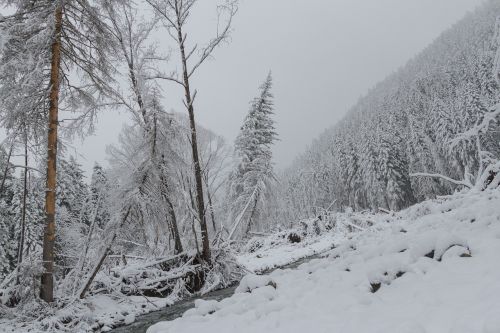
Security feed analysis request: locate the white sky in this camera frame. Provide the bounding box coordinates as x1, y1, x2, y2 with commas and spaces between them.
70, 0, 485, 176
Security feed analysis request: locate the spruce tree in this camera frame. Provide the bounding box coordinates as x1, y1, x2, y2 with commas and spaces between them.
229, 72, 278, 238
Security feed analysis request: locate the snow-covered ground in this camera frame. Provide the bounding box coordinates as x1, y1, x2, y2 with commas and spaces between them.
237, 230, 340, 273
148, 189, 500, 333
0, 211, 341, 332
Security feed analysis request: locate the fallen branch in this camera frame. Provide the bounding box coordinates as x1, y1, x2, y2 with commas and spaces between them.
79, 206, 132, 299
343, 221, 366, 232
410, 172, 472, 189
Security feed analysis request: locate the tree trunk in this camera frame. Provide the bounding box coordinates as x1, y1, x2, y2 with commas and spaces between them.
41, 5, 63, 303
160, 174, 183, 254
16, 133, 28, 284
245, 196, 259, 235
207, 186, 217, 232
176, 22, 210, 263
0, 143, 13, 195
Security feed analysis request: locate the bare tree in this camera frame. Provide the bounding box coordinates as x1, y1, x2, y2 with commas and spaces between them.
106, 3, 184, 254
146, 0, 238, 263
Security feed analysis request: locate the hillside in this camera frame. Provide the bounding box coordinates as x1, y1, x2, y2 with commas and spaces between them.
278, 0, 500, 220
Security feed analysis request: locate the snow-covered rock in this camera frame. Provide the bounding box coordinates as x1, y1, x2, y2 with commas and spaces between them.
235, 274, 277, 293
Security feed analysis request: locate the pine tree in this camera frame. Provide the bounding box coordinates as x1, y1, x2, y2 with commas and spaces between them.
229, 72, 278, 238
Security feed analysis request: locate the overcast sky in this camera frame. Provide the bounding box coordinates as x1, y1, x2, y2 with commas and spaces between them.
72, 0, 486, 176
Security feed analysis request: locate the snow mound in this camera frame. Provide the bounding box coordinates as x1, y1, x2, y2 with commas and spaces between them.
235, 274, 277, 293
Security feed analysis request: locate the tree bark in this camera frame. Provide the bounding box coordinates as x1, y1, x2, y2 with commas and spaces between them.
41, 4, 63, 303
176, 14, 210, 263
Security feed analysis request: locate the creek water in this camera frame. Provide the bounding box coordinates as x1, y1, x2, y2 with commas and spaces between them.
110, 255, 320, 333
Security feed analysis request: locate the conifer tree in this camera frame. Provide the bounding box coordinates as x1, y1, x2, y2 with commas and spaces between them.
229, 72, 278, 238
0, 0, 119, 302
86, 163, 111, 230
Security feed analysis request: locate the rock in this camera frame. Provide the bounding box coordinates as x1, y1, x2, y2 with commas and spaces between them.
370, 282, 381, 293
288, 232, 301, 243
424, 250, 435, 259
266, 280, 277, 289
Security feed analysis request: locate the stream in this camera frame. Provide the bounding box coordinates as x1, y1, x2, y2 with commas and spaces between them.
110, 255, 320, 333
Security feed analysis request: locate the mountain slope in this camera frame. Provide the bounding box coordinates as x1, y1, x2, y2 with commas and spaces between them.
279, 0, 500, 221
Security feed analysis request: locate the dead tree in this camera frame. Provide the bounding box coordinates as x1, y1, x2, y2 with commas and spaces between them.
40, 4, 63, 303
145, 0, 237, 263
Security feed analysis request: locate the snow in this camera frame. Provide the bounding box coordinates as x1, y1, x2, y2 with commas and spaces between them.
235, 274, 276, 293
0, 210, 340, 332
237, 231, 339, 273
0, 293, 174, 333
148, 189, 500, 333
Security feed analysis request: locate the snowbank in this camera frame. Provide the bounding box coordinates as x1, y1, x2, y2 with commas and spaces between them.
148, 189, 500, 333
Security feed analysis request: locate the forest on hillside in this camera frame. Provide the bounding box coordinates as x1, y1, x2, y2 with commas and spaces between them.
1, 0, 500, 332
280, 1, 500, 218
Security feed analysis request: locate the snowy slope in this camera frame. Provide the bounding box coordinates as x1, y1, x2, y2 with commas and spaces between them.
148, 189, 500, 333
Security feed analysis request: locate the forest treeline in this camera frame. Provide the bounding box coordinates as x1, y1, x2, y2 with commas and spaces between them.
278, 1, 500, 222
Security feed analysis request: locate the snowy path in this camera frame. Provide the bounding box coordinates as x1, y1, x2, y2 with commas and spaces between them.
148, 190, 500, 333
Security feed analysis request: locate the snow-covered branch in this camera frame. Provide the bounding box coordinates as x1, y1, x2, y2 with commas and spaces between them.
410, 172, 473, 189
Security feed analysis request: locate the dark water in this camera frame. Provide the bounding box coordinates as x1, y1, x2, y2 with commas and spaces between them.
110, 255, 320, 333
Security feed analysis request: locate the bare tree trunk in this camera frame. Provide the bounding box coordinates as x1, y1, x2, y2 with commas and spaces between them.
41, 5, 63, 303
176, 17, 210, 264
0, 143, 13, 195
207, 187, 217, 232
159, 173, 183, 254
16, 133, 29, 284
